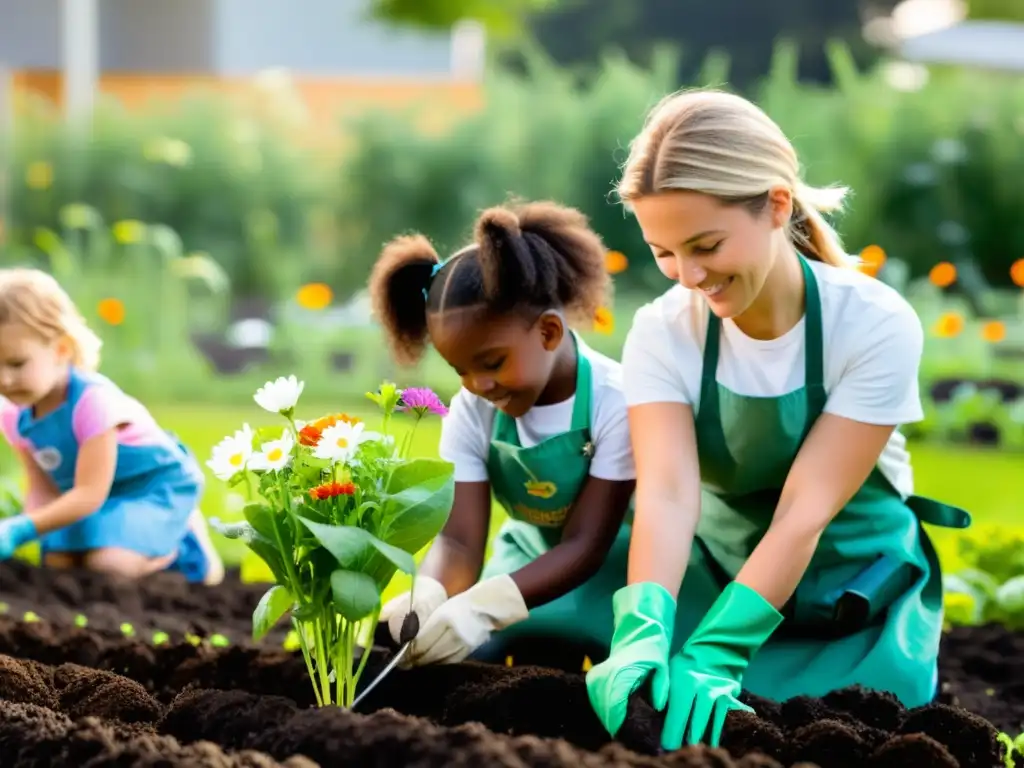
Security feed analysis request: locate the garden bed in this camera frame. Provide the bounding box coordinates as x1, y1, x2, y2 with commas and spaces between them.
0, 561, 1009, 767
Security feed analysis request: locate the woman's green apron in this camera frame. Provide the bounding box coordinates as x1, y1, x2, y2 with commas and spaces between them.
476, 335, 632, 647
670, 255, 971, 707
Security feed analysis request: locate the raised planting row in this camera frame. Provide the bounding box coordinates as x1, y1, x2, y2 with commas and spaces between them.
0, 560, 290, 647
0, 613, 1006, 768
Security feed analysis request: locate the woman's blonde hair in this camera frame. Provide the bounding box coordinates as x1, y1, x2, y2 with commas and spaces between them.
0, 268, 102, 371
618, 88, 853, 268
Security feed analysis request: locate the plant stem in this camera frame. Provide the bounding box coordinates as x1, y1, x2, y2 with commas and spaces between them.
292, 618, 323, 707
349, 608, 380, 707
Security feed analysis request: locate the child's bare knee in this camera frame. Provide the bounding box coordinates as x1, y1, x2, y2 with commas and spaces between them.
44, 552, 80, 569
84, 548, 172, 578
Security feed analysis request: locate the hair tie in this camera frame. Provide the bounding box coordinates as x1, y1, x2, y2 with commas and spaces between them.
422, 261, 445, 300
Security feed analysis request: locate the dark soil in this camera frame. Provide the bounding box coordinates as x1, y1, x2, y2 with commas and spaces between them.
0, 561, 1010, 767
0, 559, 294, 647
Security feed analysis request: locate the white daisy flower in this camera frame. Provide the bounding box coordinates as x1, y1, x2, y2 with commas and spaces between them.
206, 424, 254, 480
254, 375, 304, 415
313, 421, 369, 464
250, 431, 295, 473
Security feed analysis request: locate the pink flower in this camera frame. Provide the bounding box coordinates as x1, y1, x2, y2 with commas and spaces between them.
398, 387, 448, 418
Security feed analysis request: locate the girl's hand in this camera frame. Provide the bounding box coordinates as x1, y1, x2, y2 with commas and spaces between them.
0, 515, 38, 560
379, 575, 449, 646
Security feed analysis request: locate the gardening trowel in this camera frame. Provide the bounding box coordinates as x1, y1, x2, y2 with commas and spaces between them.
351, 610, 419, 709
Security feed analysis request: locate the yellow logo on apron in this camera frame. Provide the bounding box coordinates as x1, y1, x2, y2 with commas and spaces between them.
524, 480, 558, 499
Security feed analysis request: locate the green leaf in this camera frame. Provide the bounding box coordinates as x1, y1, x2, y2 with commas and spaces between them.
382, 458, 455, 553
330, 569, 381, 621
248, 539, 291, 586
253, 585, 294, 641
299, 519, 416, 575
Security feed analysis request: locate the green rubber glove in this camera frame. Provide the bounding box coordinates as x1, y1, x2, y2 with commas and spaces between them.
661, 581, 783, 751
585, 582, 675, 737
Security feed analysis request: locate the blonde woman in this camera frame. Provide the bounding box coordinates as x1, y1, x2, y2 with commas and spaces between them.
585, 90, 971, 750
0, 268, 223, 584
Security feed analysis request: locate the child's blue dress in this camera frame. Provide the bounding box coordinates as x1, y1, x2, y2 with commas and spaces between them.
1, 367, 211, 581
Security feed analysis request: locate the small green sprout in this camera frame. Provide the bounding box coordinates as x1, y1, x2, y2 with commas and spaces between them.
283, 629, 301, 652
184, 632, 202, 646
151, 631, 169, 646
210, 633, 229, 647
23, 611, 40, 623
998, 732, 1015, 767
74, 614, 88, 628
120, 622, 135, 637
0, 602, 9, 614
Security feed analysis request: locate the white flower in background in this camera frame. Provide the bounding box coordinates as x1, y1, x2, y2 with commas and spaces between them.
250, 431, 295, 473
254, 375, 304, 415
206, 423, 254, 480
313, 421, 370, 464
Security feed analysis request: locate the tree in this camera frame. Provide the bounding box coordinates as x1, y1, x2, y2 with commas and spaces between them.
368, 0, 561, 36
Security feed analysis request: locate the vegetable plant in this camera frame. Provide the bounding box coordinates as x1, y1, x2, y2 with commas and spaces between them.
209, 376, 454, 708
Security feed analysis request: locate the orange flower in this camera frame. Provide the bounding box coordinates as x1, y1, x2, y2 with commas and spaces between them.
298, 424, 322, 446
929, 262, 956, 288
314, 413, 360, 430
593, 306, 614, 335
1010, 258, 1024, 288
981, 320, 1006, 343
97, 298, 125, 326
932, 312, 964, 338
296, 282, 333, 310
310, 481, 356, 501
605, 251, 628, 274
858, 245, 887, 276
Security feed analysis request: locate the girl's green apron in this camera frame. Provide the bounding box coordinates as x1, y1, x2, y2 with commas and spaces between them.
670, 255, 970, 707
477, 335, 632, 647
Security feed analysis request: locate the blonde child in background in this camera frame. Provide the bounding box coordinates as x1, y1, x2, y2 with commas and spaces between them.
0, 267, 223, 584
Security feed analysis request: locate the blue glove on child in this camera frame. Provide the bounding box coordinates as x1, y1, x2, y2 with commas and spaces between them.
0, 515, 38, 560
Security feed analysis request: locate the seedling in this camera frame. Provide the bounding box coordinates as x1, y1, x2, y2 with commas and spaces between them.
209, 377, 454, 708
74, 614, 88, 628
120, 622, 135, 637
184, 632, 202, 647
152, 631, 169, 646
22, 611, 40, 623
210, 633, 230, 647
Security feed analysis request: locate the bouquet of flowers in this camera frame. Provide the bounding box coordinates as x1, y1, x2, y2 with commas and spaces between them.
208, 376, 453, 707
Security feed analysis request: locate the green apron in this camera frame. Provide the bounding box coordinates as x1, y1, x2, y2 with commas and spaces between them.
477, 334, 632, 647
673, 255, 971, 707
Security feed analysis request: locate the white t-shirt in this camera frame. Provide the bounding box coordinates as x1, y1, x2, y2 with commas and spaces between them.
621, 259, 924, 497
438, 340, 636, 484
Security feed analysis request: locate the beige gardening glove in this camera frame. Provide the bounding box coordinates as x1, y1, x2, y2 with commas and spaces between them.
379, 575, 448, 646
406, 574, 529, 666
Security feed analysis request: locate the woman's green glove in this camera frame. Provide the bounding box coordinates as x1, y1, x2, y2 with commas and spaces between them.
585, 582, 675, 736
660, 581, 783, 750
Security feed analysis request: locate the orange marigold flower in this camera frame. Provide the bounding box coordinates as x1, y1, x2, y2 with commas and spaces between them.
933, 312, 964, 338
310, 481, 356, 501
312, 413, 361, 431
1011, 258, 1024, 288
929, 262, 956, 288
296, 282, 333, 310
97, 298, 125, 326
981, 320, 1006, 343
298, 424, 322, 446
605, 250, 628, 274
